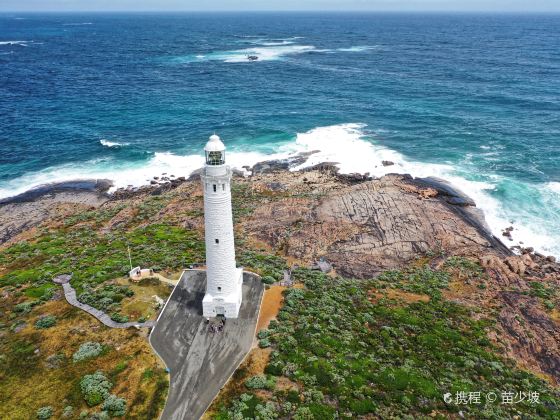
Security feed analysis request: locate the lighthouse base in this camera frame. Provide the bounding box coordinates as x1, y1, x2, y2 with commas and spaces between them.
202, 268, 243, 319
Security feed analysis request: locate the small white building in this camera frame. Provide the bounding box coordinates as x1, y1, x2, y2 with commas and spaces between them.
201, 134, 243, 318
129, 266, 154, 282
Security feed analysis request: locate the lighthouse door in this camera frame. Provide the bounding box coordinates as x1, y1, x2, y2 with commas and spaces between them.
215, 306, 225, 316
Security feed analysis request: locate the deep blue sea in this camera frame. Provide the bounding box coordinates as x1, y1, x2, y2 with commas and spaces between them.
1, 13, 559, 255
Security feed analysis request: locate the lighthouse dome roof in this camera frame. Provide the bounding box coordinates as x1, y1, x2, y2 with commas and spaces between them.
205, 134, 225, 152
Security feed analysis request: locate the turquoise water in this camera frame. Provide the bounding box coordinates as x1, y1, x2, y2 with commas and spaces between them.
0, 13, 559, 255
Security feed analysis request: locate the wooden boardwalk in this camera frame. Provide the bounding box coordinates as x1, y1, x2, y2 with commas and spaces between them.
53, 274, 154, 329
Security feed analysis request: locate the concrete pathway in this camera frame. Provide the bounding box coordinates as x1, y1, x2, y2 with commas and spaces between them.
53, 274, 154, 329
149, 270, 264, 420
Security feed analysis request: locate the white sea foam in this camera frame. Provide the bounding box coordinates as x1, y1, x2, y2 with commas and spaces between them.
0, 150, 273, 201
0, 41, 29, 46
337, 45, 378, 52
176, 44, 316, 63
224, 45, 315, 62
1, 123, 558, 257
279, 124, 560, 257
175, 40, 380, 64
547, 182, 560, 194
99, 139, 130, 148
244, 37, 304, 46
63, 22, 93, 26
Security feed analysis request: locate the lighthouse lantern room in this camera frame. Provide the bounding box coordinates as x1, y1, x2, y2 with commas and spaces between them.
201, 134, 243, 318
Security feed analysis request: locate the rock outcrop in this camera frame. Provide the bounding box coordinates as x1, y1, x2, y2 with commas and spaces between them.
245, 172, 504, 277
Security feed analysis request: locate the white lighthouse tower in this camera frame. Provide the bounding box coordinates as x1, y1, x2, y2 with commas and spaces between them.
201, 134, 243, 318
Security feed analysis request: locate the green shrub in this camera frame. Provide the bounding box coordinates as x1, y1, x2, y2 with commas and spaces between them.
78, 284, 134, 311
35, 315, 56, 329
110, 313, 129, 323
14, 301, 36, 313
73, 342, 103, 362
293, 406, 314, 420
237, 251, 287, 279
141, 368, 154, 381
80, 371, 112, 406
259, 338, 271, 348
444, 256, 483, 279
62, 406, 73, 418
257, 329, 270, 339
245, 374, 276, 390
377, 266, 450, 298
529, 281, 555, 300
36, 406, 53, 419
262, 276, 276, 285
102, 394, 127, 417
264, 361, 284, 376
254, 401, 278, 419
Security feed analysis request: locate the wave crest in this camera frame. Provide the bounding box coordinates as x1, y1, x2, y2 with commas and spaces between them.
0, 41, 30, 47
174, 44, 316, 63
100, 139, 130, 148
547, 182, 560, 194
337, 45, 379, 52
1, 123, 558, 258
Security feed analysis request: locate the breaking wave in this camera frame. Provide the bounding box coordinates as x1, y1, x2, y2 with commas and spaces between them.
279, 124, 560, 257
170, 38, 379, 64
1, 124, 558, 257
0, 40, 30, 46
243, 36, 304, 46
174, 44, 316, 63
547, 182, 560, 194
337, 45, 379, 52
100, 139, 130, 148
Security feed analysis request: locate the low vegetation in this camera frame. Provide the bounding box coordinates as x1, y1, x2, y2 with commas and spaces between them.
80, 371, 114, 406
213, 263, 560, 419
36, 406, 54, 419
0, 196, 203, 418
35, 315, 57, 329
237, 251, 287, 283
73, 342, 104, 363
0, 222, 204, 293
1, 177, 559, 419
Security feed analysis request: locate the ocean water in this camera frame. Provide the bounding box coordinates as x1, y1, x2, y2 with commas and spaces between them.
1, 13, 559, 256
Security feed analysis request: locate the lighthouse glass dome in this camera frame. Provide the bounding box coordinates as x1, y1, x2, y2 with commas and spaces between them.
204, 134, 226, 165
206, 150, 224, 166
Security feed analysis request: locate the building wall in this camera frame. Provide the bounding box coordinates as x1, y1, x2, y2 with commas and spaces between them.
201, 167, 237, 298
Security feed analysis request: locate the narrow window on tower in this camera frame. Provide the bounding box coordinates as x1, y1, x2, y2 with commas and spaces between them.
215, 239, 219, 244
222, 184, 225, 191
213, 184, 216, 192
217, 287, 222, 292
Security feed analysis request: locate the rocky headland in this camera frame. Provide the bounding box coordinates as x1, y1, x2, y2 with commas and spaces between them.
1, 155, 559, 418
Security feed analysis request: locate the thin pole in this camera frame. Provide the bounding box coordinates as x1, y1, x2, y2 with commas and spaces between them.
128, 245, 133, 271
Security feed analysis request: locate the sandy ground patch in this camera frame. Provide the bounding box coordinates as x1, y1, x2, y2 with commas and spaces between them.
256, 285, 286, 333
369, 287, 430, 305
